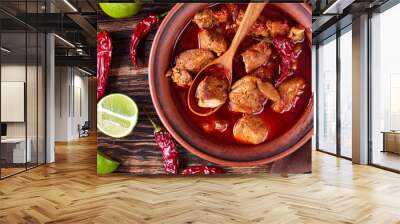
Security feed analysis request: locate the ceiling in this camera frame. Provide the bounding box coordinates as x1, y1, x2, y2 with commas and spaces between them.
0, 0, 97, 14
0, 0, 97, 74
312, 0, 391, 43
2, 0, 395, 72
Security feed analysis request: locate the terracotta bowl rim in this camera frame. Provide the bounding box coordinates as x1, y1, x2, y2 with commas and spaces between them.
149, 3, 313, 166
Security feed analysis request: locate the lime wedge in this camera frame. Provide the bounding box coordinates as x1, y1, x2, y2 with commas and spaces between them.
97, 93, 138, 138
99, 3, 141, 19
97, 152, 120, 174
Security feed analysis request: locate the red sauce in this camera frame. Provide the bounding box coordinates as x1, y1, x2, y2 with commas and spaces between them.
170, 4, 311, 145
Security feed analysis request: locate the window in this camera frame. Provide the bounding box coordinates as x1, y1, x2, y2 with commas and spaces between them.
339, 27, 352, 158
312, 45, 317, 150
370, 2, 400, 171
0, 0, 47, 179
317, 35, 337, 154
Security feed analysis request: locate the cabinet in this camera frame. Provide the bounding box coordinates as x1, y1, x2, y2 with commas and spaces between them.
382, 131, 400, 154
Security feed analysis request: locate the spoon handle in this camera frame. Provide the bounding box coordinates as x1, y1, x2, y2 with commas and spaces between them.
228, 3, 267, 54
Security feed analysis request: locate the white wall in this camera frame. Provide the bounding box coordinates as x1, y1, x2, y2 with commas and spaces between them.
1, 65, 26, 139
54, 66, 89, 141
55, 66, 69, 141
72, 73, 89, 138
1, 65, 40, 138
1, 63, 46, 164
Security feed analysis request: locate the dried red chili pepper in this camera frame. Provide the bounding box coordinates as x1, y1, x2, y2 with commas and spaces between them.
273, 36, 297, 87
181, 165, 225, 175
97, 31, 112, 101
154, 127, 180, 174
144, 109, 179, 174
130, 14, 159, 68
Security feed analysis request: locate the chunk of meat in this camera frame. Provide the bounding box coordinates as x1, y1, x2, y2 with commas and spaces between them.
272, 76, 306, 113
257, 80, 280, 102
229, 76, 266, 114
196, 75, 229, 108
202, 118, 228, 133
251, 18, 269, 37
266, 20, 290, 37
241, 40, 272, 73
175, 49, 215, 73
193, 8, 214, 29
199, 29, 227, 56
170, 67, 193, 88
213, 6, 229, 24
288, 25, 305, 43
233, 115, 268, 144
235, 10, 269, 37
193, 5, 236, 30
250, 63, 276, 81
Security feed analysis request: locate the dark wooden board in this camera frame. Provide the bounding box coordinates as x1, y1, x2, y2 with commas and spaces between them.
97, 4, 311, 175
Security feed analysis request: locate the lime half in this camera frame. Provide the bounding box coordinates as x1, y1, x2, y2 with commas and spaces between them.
99, 3, 141, 19
97, 93, 138, 138
97, 152, 120, 174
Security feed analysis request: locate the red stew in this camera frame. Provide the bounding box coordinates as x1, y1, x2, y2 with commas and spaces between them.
170, 4, 311, 145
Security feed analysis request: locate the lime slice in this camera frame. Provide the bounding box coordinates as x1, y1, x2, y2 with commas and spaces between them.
97, 93, 138, 138
97, 152, 120, 174
99, 3, 141, 19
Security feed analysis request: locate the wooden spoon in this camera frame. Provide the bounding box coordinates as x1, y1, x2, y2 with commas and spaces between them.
188, 3, 267, 116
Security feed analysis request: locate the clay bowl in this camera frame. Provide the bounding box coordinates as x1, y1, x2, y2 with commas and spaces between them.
149, 3, 313, 166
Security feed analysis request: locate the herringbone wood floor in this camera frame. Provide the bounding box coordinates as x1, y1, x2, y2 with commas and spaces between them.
0, 135, 399, 224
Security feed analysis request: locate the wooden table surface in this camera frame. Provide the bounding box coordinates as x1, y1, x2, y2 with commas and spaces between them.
97, 4, 311, 175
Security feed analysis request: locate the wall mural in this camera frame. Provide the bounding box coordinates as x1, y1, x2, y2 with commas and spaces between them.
97, 3, 313, 175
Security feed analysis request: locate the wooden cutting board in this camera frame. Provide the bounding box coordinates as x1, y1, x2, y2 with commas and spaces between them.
96, 4, 311, 175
